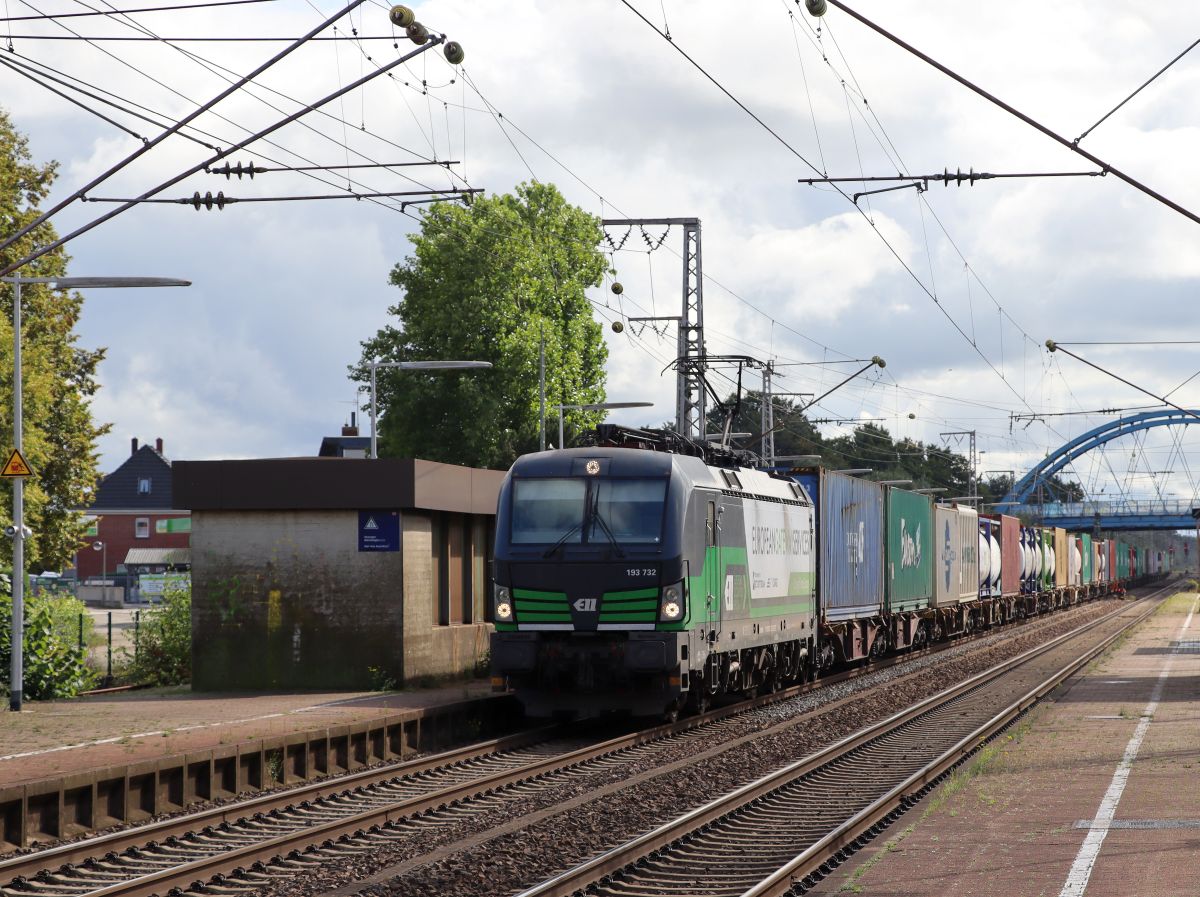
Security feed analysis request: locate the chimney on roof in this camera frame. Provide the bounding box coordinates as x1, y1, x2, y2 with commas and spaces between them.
131, 437, 139, 455
156, 437, 163, 454
342, 411, 359, 437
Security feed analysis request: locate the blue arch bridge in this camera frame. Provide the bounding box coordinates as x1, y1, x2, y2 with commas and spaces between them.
999, 409, 1200, 532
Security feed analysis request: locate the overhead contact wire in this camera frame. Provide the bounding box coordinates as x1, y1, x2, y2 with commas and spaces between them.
823, 0, 1200, 227
0, 0, 374, 270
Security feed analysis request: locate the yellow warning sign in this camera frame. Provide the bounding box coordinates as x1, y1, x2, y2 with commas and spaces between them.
1, 449, 33, 478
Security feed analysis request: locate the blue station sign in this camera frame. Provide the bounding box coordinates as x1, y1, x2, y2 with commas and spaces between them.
358, 510, 400, 552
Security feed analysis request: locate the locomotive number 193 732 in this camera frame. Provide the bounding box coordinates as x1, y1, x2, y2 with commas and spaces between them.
626, 568, 657, 577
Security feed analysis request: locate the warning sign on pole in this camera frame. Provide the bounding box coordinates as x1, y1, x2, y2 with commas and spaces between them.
0, 449, 32, 478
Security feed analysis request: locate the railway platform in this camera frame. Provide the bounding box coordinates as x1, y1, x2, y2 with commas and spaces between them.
812, 589, 1200, 897
0, 679, 497, 788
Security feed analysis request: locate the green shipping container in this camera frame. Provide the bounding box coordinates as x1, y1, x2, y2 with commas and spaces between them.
1081, 533, 1094, 584
886, 488, 934, 612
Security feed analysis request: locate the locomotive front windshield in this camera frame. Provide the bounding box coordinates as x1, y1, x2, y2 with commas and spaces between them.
511, 477, 667, 545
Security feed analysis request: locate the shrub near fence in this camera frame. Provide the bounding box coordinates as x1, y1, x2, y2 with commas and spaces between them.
124, 583, 191, 686
0, 572, 96, 700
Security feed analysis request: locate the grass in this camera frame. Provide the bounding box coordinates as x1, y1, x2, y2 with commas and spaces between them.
838, 826, 912, 893
837, 716, 1036, 892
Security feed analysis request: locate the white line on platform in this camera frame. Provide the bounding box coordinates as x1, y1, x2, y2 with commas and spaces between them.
1058, 595, 1198, 897
0, 692, 402, 763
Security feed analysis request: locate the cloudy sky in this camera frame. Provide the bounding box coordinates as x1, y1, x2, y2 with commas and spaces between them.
3, 0, 1199, 506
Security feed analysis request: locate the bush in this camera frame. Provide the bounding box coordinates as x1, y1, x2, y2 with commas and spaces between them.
124, 583, 191, 686
0, 574, 97, 700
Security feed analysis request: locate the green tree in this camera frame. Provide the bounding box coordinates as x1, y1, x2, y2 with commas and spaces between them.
357, 182, 609, 468
0, 107, 108, 570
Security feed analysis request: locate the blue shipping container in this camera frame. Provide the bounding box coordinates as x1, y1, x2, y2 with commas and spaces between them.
795, 470, 885, 622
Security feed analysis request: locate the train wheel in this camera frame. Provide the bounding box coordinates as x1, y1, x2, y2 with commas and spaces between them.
688, 688, 710, 715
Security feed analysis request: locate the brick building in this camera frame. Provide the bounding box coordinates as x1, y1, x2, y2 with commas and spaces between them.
78, 438, 190, 583
173, 457, 502, 690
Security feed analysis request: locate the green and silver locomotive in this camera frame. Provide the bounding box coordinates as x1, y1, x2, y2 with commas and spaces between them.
490, 430, 817, 718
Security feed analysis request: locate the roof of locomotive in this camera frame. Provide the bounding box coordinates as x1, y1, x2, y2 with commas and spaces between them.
508, 447, 808, 504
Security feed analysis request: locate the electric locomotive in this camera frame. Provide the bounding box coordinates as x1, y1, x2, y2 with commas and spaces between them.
490, 427, 817, 718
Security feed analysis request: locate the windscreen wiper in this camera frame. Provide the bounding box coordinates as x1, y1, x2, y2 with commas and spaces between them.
589, 496, 626, 558
542, 523, 581, 558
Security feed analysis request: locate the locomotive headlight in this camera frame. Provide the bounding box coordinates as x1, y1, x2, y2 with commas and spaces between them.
659, 582, 685, 622
494, 585, 513, 621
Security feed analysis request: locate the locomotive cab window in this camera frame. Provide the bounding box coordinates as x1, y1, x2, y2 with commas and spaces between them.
512, 479, 587, 544
589, 479, 667, 544
511, 476, 668, 545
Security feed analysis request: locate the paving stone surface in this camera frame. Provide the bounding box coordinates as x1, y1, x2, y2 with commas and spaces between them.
810, 591, 1200, 897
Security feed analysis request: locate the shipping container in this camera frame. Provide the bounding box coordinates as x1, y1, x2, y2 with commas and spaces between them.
1000, 515, 1021, 596
933, 504, 979, 606
886, 487, 934, 613
1080, 534, 1093, 584
795, 470, 885, 621
1054, 527, 1070, 589
1108, 541, 1118, 583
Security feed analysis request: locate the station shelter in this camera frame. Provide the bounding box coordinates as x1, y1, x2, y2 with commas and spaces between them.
173, 457, 502, 690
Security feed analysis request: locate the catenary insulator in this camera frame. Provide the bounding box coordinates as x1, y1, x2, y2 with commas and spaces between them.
444, 41, 465, 65
805, 0, 828, 16
389, 5, 415, 27
611, 321, 625, 333
406, 21, 429, 44
611, 281, 624, 295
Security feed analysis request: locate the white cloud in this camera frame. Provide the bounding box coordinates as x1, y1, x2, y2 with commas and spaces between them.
2, 0, 1197, 503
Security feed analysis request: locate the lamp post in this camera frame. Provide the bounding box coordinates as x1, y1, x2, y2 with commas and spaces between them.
92, 540, 108, 604
2, 274, 189, 711
556, 401, 654, 450
365, 360, 492, 459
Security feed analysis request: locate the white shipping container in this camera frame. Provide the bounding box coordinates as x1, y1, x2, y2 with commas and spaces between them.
934, 504, 979, 606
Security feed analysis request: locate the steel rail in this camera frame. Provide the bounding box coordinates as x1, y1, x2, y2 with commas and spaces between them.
745, 594, 1164, 897
0, 725, 561, 880
513, 592, 1165, 897
1, 584, 1159, 897
0, 602, 1011, 878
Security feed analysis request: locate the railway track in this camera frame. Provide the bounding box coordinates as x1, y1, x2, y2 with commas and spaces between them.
513, 594, 1163, 897
0, 664, 864, 897
0, 589, 1159, 897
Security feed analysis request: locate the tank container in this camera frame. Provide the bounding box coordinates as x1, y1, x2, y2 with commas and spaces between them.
978, 517, 1000, 598
885, 487, 933, 613
796, 470, 884, 621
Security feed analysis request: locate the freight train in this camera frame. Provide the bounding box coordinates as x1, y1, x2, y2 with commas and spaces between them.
489, 426, 1163, 719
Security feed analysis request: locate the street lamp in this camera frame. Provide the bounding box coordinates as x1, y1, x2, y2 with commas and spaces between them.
2, 274, 189, 711
556, 401, 654, 450
365, 360, 492, 459
92, 540, 108, 604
